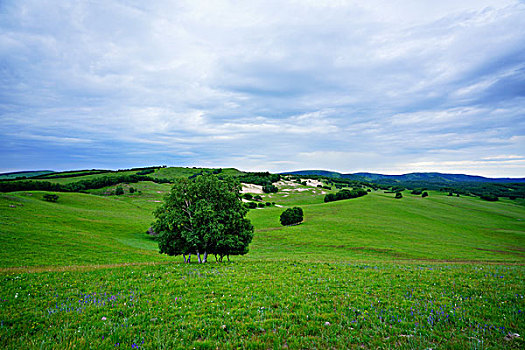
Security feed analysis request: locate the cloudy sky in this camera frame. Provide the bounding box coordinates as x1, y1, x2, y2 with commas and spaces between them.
1, 0, 524, 177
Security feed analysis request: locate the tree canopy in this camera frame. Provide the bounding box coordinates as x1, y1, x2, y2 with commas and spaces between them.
153, 174, 254, 263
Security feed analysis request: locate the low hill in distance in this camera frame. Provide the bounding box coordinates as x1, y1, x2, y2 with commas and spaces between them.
284, 170, 525, 183
0, 170, 54, 180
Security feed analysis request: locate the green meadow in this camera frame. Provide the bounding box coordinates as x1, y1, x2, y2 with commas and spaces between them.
0, 169, 524, 348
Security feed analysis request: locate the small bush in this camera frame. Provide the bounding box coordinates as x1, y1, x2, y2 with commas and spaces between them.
129, 187, 135, 193
480, 194, 498, 202
115, 186, 124, 195
265, 202, 271, 206
254, 195, 262, 201
245, 202, 257, 209
422, 192, 428, 198
43, 194, 59, 202
243, 193, 253, 200
262, 184, 278, 193
280, 207, 303, 226
257, 202, 265, 208
395, 192, 403, 199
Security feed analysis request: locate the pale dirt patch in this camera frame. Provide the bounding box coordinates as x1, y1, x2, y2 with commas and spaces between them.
276, 180, 299, 187
282, 189, 292, 192
275, 204, 283, 207
302, 179, 323, 187
296, 188, 310, 192
241, 183, 263, 194
149, 200, 162, 203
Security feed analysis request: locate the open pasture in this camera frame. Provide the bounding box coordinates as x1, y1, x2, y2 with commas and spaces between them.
0, 176, 524, 348
0, 262, 523, 349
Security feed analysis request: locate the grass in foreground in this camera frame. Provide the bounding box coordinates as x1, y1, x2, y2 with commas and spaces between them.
0, 262, 523, 349
1, 179, 524, 348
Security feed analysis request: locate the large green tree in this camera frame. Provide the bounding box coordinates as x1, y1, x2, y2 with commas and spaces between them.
153, 174, 254, 263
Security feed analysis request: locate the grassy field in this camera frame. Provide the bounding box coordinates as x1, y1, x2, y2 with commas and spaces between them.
0, 174, 524, 348
151, 167, 243, 180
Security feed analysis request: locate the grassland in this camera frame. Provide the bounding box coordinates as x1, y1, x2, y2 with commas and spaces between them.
0, 170, 524, 348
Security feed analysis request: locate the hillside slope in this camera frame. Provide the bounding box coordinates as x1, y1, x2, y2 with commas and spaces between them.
1, 182, 524, 268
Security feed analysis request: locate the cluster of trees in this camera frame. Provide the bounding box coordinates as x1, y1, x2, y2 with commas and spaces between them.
0, 174, 171, 193
136, 169, 155, 175
280, 207, 303, 226
324, 189, 368, 203
262, 184, 278, 193
238, 172, 280, 186
245, 201, 273, 209
153, 174, 254, 263
115, 186, 125, 195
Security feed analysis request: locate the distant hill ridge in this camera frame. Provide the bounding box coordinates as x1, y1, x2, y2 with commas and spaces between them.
282, 170, 525, 183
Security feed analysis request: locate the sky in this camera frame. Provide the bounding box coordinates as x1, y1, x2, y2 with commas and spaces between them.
1, 0, 524, 177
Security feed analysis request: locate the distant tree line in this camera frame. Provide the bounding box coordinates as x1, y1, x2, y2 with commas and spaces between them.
238, 172, 280, 186
23, 166, 165, 181
0, 174, 171, 193
31, 170, 112, 180
324, 189, 368, 203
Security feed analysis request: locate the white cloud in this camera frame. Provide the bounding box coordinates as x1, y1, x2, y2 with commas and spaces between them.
1, 0, 524, 176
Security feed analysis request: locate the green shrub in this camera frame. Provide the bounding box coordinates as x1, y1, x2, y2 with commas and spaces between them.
280, 207, 303, 226
43, 194, 59, 202
262, 184, 278, 193
395, 192, 403, 199
115, 186, 124, 195
480, 194, 498, 201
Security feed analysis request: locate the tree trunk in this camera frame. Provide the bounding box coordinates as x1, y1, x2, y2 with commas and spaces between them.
183, 254, 187, 263
203, 251, 208, 263
197, 251, 202, 264
187, 253, 191, 263
227, 255, 230, 262
214, 254, 218, 262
